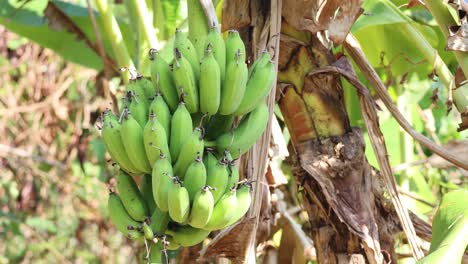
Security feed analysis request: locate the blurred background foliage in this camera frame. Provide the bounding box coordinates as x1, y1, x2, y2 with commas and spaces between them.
0, 0, 466, 263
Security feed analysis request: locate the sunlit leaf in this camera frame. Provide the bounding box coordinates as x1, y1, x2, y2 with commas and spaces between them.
419, 190, 468, 263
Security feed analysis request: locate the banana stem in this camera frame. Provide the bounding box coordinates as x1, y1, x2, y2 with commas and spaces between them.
128, 0, 159, 50
94, 0, 134, 83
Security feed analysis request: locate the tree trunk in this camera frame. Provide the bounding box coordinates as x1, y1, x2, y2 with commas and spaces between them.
219, 1, 409, 263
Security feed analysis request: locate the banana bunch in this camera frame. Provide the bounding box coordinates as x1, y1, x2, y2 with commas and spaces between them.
100, 26, 274, 261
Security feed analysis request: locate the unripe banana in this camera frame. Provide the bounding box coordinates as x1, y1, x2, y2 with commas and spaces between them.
205, 157, 229, 203
165, 225, 211, 247
148, 93, 171, 142
225, 30, 246, 65
202, 150, 218, 171
204, 114, 235, 140
174, 29, 200, 81
142, 220, 154, 240
121, 110, 152, 173
234, 60, 276, 116
199, 45, 221, 116
128, 93, 149, 128
149, 206, 170, 234
188, 186, 214, 228
126, 77, 153, 101
248, 50, 270, 78
152, 154, 173, 212
184, 155, 207, 201
101, 110, 141, 174
140, 174, 156, 214
117, 170, 149, 221
107, 192, 141, 236
204, 26, 226, 82
143, 115, 171, 166
226, 182, 252, 226
167, 176, 190, 223
149, 49, 178, 112
216, 102, 269, 159
173, 127, 204, 177
139, 77, 156, 100
219, 50, 248, 115
187, 0, 209, 58
203, 188, 238, 231
169, 102, 193, 161
226, 160, 240, 194
173, 49, 199, 113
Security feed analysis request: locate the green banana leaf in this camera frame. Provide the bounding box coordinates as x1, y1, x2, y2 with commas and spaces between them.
0, 0, 134, 70
418, 190, 468, 263
351, 0, 452, 77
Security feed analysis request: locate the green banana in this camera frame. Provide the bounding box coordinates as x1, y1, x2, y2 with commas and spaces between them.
152, 153, 173, 212
101, 110, 141, 174
128, 92, 149, 128
148, 93, 171, 142
199, 45, 221, 116
183, 155, 207, 201
219, 49, 248, 115
173, 127, 204, 177
216, 102, 269, 159
173, 48, 199, 113
205, 157, 229, 203
117, 170, 149, 221
142, 220, 155, 240
203, 188, 238, 231
149, 49, 178, 111
165, 225, 211, 247
226, 182, 252, 226
167, 176, 190, 223
149, 206, 170, 234
188, 186, 214, 228
248, 50, 270, 78
174, 28, 200, 81
126, 77, 151, 101
204, 26, 226, 82
143, 114, 171, 166
226, 160, 240, 193
140, 174, 156, 214
204, 114, 235, 140
139, 77, 156, 100
234, 60, 276, 116
202, 150, 219, 172
225, 30, 246, 65
187, 0, 209, 58
107, 192, 141, 236
169, 102, 193, 162
121, 110, 152, 173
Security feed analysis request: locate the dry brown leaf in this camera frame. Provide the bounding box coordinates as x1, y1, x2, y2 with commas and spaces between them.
221, 0, 251, 31
198, 217, 257, 263
282, 0, 362, 44
447, 24, 468, 52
